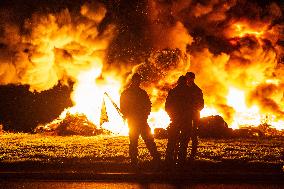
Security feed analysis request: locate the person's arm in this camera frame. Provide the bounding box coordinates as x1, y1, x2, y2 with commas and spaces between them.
143, 90, 152, 116
196, 90, 204, 111
165, 90, 175, 117
120, 91, 128, 117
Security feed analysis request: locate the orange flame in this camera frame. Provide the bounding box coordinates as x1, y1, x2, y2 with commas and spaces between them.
233, 22, 265, 38
28, 2, 282, 134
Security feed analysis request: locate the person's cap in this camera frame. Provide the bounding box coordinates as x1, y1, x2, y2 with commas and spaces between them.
131, 73, 142, 82
177, 75, 187, 85
186, 72, 195, 79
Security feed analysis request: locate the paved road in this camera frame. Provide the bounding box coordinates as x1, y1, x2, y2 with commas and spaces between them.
0, 161, 283, 184
0, 181, 284, 189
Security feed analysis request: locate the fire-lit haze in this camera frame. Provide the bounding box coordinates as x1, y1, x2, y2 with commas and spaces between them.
0, 0, 283, 134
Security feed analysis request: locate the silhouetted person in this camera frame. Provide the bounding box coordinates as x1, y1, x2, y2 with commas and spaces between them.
120, 73, 161, 166
185, 72, 204, 160
165, 76, 192, 165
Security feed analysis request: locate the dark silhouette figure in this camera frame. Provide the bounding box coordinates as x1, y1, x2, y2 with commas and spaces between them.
165, 73, 204, 165
185, 72, 204, 160
165, 76, 192, 165
120, 73, 161, 166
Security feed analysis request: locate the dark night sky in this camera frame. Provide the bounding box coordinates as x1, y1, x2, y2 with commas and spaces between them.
0, 84, 72, 132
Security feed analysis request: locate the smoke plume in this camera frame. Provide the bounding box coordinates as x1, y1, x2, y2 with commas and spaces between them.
0, 0, 283, 127
0, 1, 114, 91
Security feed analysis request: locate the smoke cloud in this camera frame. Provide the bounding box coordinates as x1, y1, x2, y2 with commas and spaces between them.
147, 0, 284, 123
0, 0, 283, 126
0, 1, 114, 91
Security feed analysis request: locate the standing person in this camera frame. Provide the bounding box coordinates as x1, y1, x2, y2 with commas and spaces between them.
165, 76, 192, 165
120, 73, 161, 167
185, 72, 204, 160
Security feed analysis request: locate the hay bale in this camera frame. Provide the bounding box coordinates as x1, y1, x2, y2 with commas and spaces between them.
35, 113, 110, 136
199, 115, 232, 138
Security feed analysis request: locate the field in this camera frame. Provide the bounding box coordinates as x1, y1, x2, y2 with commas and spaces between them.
0, 133, 283, 164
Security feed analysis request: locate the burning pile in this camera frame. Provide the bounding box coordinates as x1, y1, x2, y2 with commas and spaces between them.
236, 123, 284, 138
0, 1, 283, 134
35, 112, 110, 136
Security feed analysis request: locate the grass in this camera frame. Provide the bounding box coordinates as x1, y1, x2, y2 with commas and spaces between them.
0, 133, 283, 164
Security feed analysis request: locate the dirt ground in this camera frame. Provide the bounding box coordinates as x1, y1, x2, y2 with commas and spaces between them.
0, 133, 283, 183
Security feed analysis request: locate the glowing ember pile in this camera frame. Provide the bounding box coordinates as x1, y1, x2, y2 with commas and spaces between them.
35, 113, 110, 136
0, 1, 283, 135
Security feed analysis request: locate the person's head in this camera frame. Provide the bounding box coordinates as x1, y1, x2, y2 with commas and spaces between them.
177, 75, 187, 86
185, 72, 195, 85
131, 73, 142, 86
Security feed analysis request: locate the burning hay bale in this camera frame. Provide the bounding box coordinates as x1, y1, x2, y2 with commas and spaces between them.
154, 115, 233, 139
199, 115, 233, 138
235, 123, 284, 138
35, 113, 110, 136
154, 115, 284, 139
199, 116, 284, 138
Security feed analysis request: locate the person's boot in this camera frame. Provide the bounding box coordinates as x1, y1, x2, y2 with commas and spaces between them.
189, 146, 197, 161
130, 158, 139, 172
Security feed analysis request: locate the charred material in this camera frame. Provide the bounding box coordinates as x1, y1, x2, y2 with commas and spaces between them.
199, 115, 233, 138
235, 123, 284, 138
154, 115, 232, 139
35, 113, 110, 136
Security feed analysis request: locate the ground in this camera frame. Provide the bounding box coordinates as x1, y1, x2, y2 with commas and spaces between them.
0, 133, 283, 183
0, 133, 283, 163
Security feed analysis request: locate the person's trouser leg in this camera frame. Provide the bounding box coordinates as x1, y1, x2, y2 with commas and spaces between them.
190, 113, 199, 160
177, 118, 192, 164
129, 128, 139, 165
165, 124, 179, 163
190, 123, 198, 160
141, 125, 160, 161
190, 131, 198, 159
178, 128, 190, 164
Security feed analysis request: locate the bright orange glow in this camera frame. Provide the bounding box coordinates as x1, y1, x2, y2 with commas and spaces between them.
55, 64, 129, 135
222, 87, 282, 130
199, 87, 284, 131
225, 21, 268, 44
233, 23, 264, 38
52, 80, 284, 135
39, 3, 283, 135
200, 107, 219, 118
148, 109, 171, 133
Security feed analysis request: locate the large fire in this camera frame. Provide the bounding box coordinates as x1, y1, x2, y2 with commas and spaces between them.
57, 71, 284, 136
0, 1, 283, 134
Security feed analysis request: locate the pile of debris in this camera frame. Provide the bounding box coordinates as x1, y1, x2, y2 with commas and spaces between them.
154, 115, 284, 139
199, 115, 233, 138
235, 123, 284, 138
154, 115, 233, 139
35, 113, 110, 136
